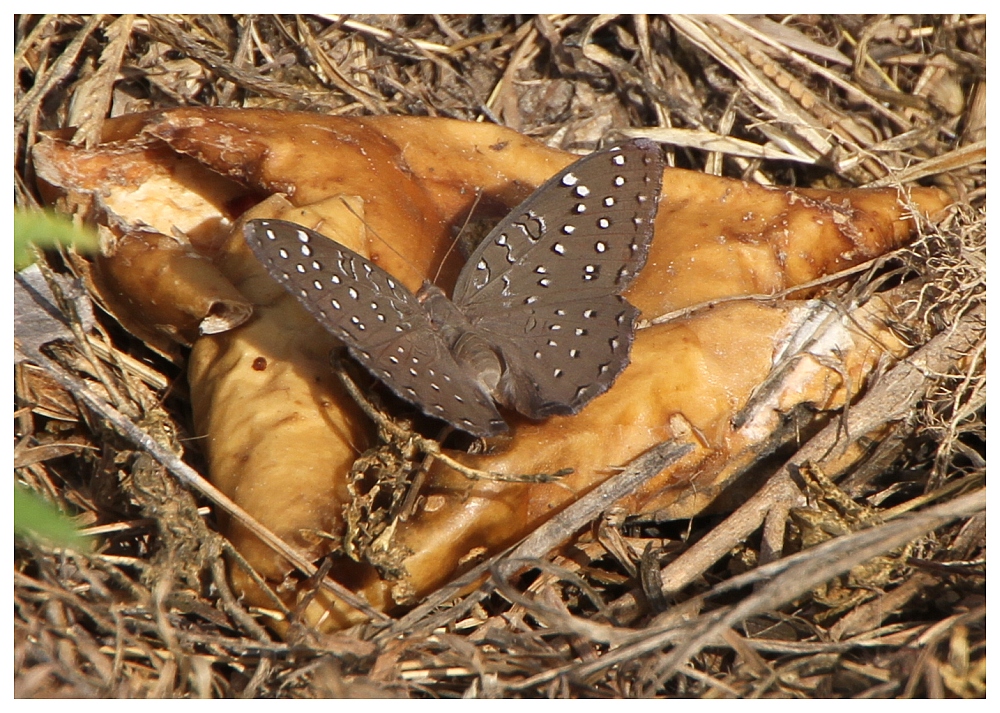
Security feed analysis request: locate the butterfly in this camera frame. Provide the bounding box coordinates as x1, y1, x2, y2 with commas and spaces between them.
244, 139, 663, 437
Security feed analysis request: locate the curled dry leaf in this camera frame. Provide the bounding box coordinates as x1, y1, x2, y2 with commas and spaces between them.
32, 108, 951, 632
32, 120, 254, 353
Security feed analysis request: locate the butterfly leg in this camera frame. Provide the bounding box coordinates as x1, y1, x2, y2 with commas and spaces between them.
333, 353, 569, 484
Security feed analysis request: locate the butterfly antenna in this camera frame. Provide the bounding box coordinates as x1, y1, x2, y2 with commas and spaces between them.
335, 197, 426, 286
432, 189, 483, 286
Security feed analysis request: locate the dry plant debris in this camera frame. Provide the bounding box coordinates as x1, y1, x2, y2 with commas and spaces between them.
15, 15, 984, 698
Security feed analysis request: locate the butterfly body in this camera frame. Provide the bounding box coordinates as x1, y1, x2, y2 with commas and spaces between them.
245, 139, 663, 437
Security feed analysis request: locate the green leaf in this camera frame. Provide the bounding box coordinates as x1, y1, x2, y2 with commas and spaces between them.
14, 209, 98, 271
14, 483, 90, 550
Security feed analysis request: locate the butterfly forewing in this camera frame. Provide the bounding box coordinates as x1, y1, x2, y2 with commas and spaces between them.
453, 140, 663, 308
244, 219, 507, 436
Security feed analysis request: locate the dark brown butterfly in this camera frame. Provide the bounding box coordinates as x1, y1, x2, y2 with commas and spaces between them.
245, 139, 663, 436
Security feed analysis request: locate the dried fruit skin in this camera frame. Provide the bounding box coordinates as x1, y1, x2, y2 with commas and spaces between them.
32, 108, 951, 631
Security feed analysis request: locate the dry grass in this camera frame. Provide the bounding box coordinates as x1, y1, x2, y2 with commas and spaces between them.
14, 15, 985, 698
